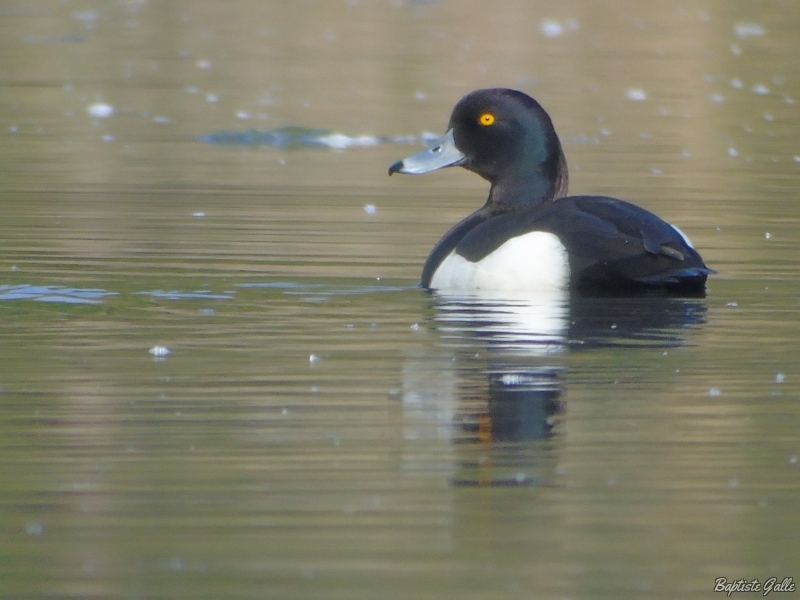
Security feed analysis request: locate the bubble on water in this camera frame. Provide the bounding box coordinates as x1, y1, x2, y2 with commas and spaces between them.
765, 232, 771, 239
708, 387, 722, 397
730, 78, 743, 89
309, 354, 321, 364
149, 345, 171, 357
734, 22, 765, 37
236, 111, 250, 120
728, 147, 738, 157
752, 84, 770, 95
154, 116, 170, 124
730, 44, 742, 56
776, 373, 786, 384
793, 155, 800, 163
87, 102, 114, 118
25, 522, 44, 536
363, 204, 377, 215
196, 59, 212, 69
626, 88, 647, 101
540, 19, 564, 38
709, 93, 726, 103
414, 91, 427, 101
205, 93, 219, 103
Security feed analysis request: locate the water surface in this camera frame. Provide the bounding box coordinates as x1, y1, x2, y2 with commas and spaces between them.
2, 1, 800, 598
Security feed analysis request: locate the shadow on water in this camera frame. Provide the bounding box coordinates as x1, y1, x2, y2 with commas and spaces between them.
406, 291, 708, 487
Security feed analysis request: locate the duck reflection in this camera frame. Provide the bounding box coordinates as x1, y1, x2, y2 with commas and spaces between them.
401, 291, 707, 486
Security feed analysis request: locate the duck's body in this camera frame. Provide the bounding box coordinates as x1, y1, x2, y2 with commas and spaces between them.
389, 88, 712, 295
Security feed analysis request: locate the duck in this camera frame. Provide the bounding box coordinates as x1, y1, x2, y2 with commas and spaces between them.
389, 88, 713, 295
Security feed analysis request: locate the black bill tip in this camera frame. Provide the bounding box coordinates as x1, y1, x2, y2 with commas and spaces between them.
388, 160, 404, 176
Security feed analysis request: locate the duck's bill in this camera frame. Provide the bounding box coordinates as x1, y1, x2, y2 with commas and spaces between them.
388, 129, 465, 175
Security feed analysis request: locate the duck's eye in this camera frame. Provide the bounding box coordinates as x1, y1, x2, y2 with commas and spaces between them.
479, 112, 496, 126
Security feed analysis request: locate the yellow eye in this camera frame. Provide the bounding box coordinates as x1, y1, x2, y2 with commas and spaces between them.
479, 112, 496, 126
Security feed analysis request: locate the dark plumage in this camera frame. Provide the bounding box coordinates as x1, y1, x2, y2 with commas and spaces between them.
389, 88, 713, 295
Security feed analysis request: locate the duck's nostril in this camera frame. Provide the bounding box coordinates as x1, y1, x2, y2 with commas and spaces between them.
432, 146, 442, 153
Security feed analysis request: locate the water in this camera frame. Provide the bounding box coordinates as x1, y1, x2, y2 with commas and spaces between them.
2, 1, 800, 598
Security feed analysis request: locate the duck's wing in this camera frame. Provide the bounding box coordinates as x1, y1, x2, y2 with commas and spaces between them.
540, 196, 713, 293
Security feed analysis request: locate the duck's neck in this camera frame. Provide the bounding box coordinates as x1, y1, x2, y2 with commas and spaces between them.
485, 146, 569, 213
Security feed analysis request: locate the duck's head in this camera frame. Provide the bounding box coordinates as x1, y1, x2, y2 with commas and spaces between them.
389, 88, 569, 209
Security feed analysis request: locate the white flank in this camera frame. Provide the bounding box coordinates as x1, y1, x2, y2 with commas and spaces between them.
670, 224, 695, 249
429, 231, 570, 291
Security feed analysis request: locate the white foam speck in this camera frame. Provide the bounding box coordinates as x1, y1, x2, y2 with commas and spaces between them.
794, 155, 800, 163
776, 373, 786, 384
730, 44, 742, 56
752, 84, 770, 95
363, 204, 377, 215
196, 59, 212, 70
154, 116, 170, 124
708, 387, 722, 397
414, 91, 427, 101
730, 78, 743, 89
87, 102, 114, 118
205, 93, 219, 103
149, 345, 171, 357
102, 134, 114, 142
315, 133, 379, 149
765, 232, 771, 239
728, 147, 738, 157
709, 93, 726, 103
540, 19, 564, 38
626, 88, 647, 101
309, 354, 321, 364
236, 111, 250, 120
192, 212, 206, 218
421, 131, 440, 143
734, 22, 765, 37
